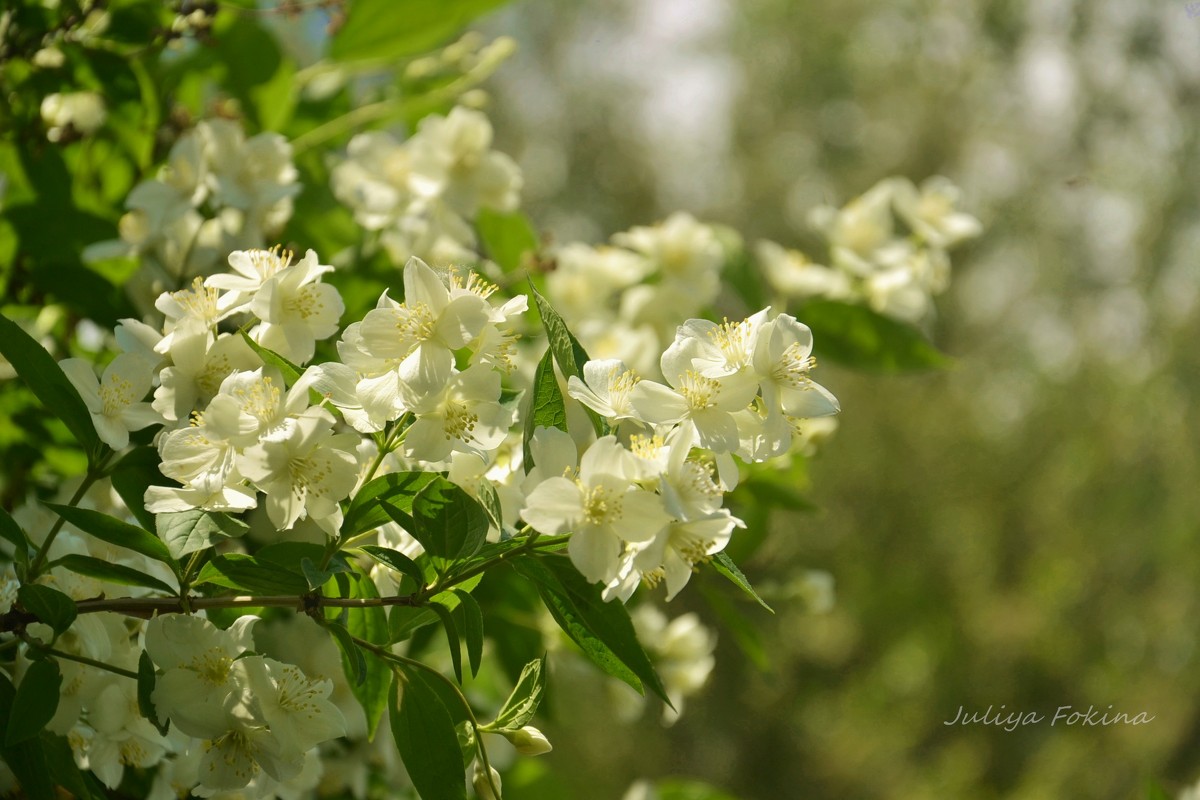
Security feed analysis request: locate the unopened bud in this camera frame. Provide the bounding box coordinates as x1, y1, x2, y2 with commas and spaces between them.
504, 725, 552, 756
472, 763, 502, 799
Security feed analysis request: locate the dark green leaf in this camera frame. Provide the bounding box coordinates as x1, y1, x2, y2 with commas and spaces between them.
408, 477, 489, 565
194, 554, 310, 594
388, 574, 482, 643
390, 668, 469, 800
452, 589, 484, 678
711, 552, 774, 613
429, 601, 463, 684
47, 503, 174, 568
331, 0, 506, 64
156, 509, 249, 560
325, 569, 393, 738
513, 555, 671, 705
522, 347, 568, 473
239, 331, 303, 385
324, 620, 368, 686
5, 659, 61, 745
476, 479, 505, 536
0, 313, 104, 462
490, 655, 546, 732
137, 651, 169, 736
344, 471, 440, 538
361, 545, 426, 590
52, 555, 175, 594
17, 584, 76, 635
800, 299, 950, 372
0, 507, 31, 565
529, 283, 605, 436
477, 208, 539, 272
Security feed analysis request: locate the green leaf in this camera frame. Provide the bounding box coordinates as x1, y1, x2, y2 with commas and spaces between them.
239, 331, 303, 385
344, 471, 441, 538
477, 208, 539, 272
800, 299, 950, 372
194, 554, 310, 594
490, 655, 546, 732
529, 283, 605, 436
325, 570, 394, 738
513, 555, 671, 705
429, 601, 463, 684
0, 507, 31, 565
46, 503, 175, 568
656, 778, 743, 800
388, 574, 483, 643
16, 584, 77, 635
452, 589, 484, 678
0, 313, 104, 462
324, 619, 369, 686
476, 479, 505, 536
710, 552, 774, 613
522, 346, 568, 473
137, 651, 169, 736
5, 659, 61, 746
361, 545, 426, 590
407, 477, 489, 566
52, 555, 176, 594
700, 584, 768, 672
108, 445, 169, 531
156, 509, 249, 560
331, 0, 507, 64
390, 668, 469, 800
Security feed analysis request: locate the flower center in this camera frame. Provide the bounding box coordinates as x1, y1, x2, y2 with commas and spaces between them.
99, 374, 137, 416
283, 284, 326, 321
772, 343, 816, 389
442, 401, 479, 441
580, 484, 621, 525
707, 318, 752, 367
678, 370, 721, 411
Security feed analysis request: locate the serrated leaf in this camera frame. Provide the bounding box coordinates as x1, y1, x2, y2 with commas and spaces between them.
800, 299, 950, 372
513, 555, 671, 706
361, 545, 425, 590
429, 601, 463, 684
52, 555, 175, 594
452, 589, 484, 678
324, 569, 393, 738
331, 0, 506, 64
47, 503, 174, 568
156, 509, 249, 560
344, 471, 440, 538
194, 554, 310, 594
711, 552, 774, 613
5, 659, 61, 745
522, 347, 568, 473
16, 584, 76, 635
137, 651, 169, 736
529, 283, 605, 436
490, 655, 546, 732
408, 477, 489, 566
390, 668, 469, 800
0, 507, 31, 565
0, 313, 104, 463
477, 208, 539, 272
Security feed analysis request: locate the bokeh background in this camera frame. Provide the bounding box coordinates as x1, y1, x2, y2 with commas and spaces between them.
477, 1, 1200, 797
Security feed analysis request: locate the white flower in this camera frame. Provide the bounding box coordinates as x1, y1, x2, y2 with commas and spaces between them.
202, 367, 307, 448
566, 359, 642, 421
248, 249, 344, 364
240, 656, 346, 754
521, 437, 670, 584
358, 257, 492, 390
892, 176, 982, 249
331, 131, 412, 229
155, 277, 238, 350
751, 313, 840, 422
612, 213, 724, 312
756, 240, 852, 300
631, 606, 716, 725
207, 247, 297, 311
198, 710, 304, 792
810, 178, 901, 276
239, 407, 361, 535
146, 614, 257, 740
399, 365, 512, 464
504, 725, 553, 756
82, 677, 169, 788
407, 106, 523, 217
60, 353, 161, 449
636, 510, 742, 600
153, 331, 261, 424
40, 91, 106, 139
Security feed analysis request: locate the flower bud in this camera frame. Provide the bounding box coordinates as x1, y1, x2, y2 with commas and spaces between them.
472, 763, 502, 799
504, 725, 552, 756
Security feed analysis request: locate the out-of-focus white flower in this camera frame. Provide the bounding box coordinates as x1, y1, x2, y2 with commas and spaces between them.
810, 178, 901, 277
893, 176, 982, 249
612, 212, 724, 316
630, 605, 716, 725
503, 725, 553, 756
756, 240, 852, 300
60, 352, 160, 449
40, 91, 107, 139
408, 106, 522, 217
472, 762, 503, 800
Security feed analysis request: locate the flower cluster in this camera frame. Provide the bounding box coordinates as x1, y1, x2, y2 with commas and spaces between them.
758, 176, 981, 323
84, 119, 299, 311
331, 106, 522, 267
521, 307, 838, 600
